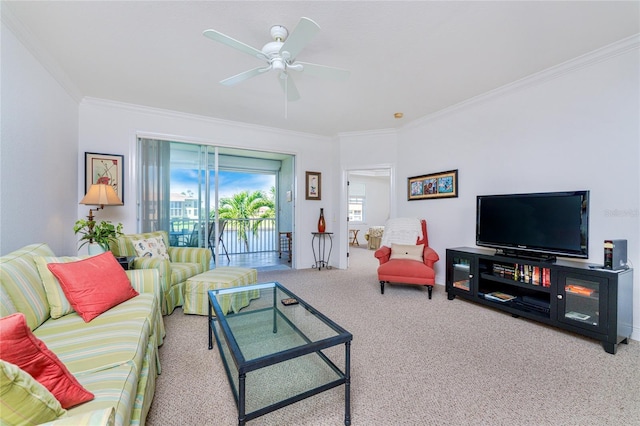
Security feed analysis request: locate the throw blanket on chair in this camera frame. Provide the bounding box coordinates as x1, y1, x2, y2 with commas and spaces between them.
380, 217, 422, 247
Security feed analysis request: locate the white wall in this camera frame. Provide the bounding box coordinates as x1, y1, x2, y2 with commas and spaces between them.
78, 99, 337, 269
1, 21, 79, 255
396, 40, 640, 339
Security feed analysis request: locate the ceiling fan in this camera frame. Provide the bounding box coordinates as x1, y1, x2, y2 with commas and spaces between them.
203, 17, 349, 102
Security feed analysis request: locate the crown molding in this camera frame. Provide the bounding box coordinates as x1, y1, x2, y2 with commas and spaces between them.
404, 34, 640, 130
337, 128, 398, 138
80, 97, 331, 142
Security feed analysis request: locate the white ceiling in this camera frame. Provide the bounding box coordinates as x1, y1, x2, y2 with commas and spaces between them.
4, 1, 639, 137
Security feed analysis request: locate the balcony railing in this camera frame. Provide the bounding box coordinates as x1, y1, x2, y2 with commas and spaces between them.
170, 218, 277, 254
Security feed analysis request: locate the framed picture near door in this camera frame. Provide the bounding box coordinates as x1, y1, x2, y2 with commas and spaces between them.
85, 152, 124, 203
305, 171, 321, 200
407, 169, 458, 200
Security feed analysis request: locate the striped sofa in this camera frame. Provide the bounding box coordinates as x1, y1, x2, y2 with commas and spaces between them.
111, 231, 211, 315
0, 243, 165, 426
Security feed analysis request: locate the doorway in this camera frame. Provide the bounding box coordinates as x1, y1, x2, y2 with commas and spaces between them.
346, 168, 391, 267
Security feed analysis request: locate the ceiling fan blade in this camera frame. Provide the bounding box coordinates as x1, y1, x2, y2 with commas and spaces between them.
278, 73, 301, 102
203, 29, 265, 60
220, 66, 270, 86
279, 17, 320, 62
295, 61, 350, 81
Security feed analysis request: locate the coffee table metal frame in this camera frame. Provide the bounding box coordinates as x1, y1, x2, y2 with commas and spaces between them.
208, 281, 352, 425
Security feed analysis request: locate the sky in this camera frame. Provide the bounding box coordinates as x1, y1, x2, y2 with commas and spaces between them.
171, 169, 275, 199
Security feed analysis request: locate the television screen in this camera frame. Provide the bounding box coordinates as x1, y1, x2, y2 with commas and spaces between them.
476, 191, 589, 260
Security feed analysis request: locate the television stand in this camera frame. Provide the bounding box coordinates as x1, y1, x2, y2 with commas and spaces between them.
495, 249, 556, 263
446, 247, 633, 354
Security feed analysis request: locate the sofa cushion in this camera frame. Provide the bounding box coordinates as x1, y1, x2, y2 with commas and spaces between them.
34, 296, 154, 376
33, 293, 162, 426
0, 243, 55, 330
171, 262, 206, 286
35, 256, 85, 319
39, 407, 115, 426
378, 259, 436, 282
131, 236, 170, 260
0, 359, 67, 424
47, 252, 139, 322
65, 362, 138, 426
390, 243, 424, 262
0, 313, 94, 409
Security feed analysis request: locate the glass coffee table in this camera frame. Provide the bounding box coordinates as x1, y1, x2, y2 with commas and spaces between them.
208, 282, 352, 425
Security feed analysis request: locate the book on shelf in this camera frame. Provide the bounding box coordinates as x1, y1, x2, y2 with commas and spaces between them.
533, 267, 541, 285
484, 291, 516, 302
453, 280, 470, 290
565, 284, 594, 296
493, 263, 516, 279
542, 268, 551, 287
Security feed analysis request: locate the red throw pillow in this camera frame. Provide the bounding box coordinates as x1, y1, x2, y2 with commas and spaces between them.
47, 251, 139, 322
0, 313, 94, 408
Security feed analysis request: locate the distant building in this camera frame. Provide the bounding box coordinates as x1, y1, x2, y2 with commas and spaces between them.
170, 193, 199, 219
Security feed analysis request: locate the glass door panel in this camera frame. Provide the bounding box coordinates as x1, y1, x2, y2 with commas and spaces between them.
168, 142, 211, 248
558, 273, 606, 332
451, 255, 473, 293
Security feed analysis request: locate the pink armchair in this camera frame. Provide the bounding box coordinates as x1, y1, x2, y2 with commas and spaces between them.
374, 219, 439, 298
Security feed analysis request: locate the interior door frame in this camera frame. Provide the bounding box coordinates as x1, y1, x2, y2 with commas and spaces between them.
341, 166, 394, 269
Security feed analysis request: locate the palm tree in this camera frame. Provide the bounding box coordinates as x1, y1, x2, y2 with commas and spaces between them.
216, 190, 273, 251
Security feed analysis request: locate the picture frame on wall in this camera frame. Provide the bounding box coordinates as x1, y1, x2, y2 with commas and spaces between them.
408, 169, 458, 200
305, 171, 322, 200
85, 152, 124, 204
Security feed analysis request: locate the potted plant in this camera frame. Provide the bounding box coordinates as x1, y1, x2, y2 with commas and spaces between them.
73, 219, 123, 254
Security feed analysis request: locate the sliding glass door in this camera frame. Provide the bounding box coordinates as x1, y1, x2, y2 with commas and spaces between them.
167, 142, 212, 249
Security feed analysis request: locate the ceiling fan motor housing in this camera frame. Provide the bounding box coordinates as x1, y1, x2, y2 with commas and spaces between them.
262, 41, 284, 58
263, 25, 290, 71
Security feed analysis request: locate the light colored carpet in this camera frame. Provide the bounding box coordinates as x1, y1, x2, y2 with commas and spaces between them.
254, 264, 291, 272
147, 246, 640, 425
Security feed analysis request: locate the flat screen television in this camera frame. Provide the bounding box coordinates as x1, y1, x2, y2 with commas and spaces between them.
476, 190, 589, 261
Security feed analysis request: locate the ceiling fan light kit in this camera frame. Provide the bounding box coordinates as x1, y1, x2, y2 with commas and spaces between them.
203, 17, 350, 110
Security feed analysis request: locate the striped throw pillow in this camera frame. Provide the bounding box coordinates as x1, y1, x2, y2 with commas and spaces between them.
34, 256, 85, 319
0, 359, 66, 424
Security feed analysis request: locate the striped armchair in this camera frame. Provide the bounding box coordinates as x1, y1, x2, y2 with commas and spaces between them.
111, 231, 211, 315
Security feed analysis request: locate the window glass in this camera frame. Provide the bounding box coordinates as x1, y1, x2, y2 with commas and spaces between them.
348, 183, 365, 222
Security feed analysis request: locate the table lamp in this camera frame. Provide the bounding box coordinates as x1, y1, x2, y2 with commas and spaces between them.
79, 183, 123, 222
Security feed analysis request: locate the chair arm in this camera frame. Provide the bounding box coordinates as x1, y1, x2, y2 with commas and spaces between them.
168, 247, 212, 271
131, 257, 171, 293
126, 269, 163, 310
374, 246, 391, 265
423, 246, 440, 268
125, 269, 161, 294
